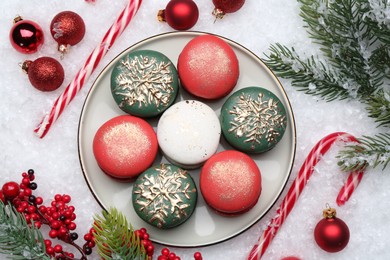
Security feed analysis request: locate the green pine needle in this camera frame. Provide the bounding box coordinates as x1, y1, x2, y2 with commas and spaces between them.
337, 133, 390, 171
0, 201, 50, 260
365, 89, 390, 127
93, 208, 147, 260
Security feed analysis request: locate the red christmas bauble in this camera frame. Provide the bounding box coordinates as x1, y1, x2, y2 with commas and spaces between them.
9, 16, 44, 54
314, 217, 350, 253
22, 57, 65, 92
158, 0, 199, 30
212, 0, 246, 19
50, 11, 85, 53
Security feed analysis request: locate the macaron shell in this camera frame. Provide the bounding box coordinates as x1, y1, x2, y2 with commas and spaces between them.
220, 86, 287, 153
200, 150, 262, 214
110, 50, 179, 117
177, 34, 239, 99
157, 100, 221, 169
132, 163, 198, 229
93, 115, 158, 180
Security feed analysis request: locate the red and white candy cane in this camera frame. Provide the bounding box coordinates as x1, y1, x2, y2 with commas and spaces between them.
34, 0, 142, 138
247, 132, 365, 260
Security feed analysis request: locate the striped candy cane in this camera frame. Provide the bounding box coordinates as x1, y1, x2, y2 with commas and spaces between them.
34, 0, 142, 138
247, 132, 365, 260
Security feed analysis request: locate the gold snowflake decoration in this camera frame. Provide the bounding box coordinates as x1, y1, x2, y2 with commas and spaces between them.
133, 164, 196, 228
228, 92, 287, 149
113, 54, 175, 109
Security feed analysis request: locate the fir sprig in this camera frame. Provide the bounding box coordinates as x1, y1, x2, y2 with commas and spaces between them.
0, 201, 50, 260
93, 208, 147, 260
337, 133, 390, 171
263, 0, 390, 171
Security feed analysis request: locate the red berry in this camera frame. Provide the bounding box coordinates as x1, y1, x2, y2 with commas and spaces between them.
44, 239, 52, 247
50, 220, 62, 229
27, 205, 36, 213
194, 252, 202, 260
68, 222, 77, 230
34, 221, 42, 229
140, 227, 147, 234
54, 194, 62, 201
49, 229, 58, 238
54, 244, 63, 253
174, 257, 181, 260
22, 177, 30, 185
158, 256, 168, 260
2, 182, 20, 199
168, 252, 176, 260
0, 191, 4, 203
62, 195, 71, 203
24, 188, 32, 196
84, 233, 92, 241
161, 248, 170, 256
35, 196, 43, 205
58, 227, 68, 237
46, 246, 55, 256
39, 205, 47, 213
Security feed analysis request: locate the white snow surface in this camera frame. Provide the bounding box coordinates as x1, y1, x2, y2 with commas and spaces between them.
0, 1, 389, 260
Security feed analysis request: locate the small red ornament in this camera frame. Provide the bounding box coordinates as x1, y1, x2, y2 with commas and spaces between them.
158, 0, 199, 30
22, 57, 65, 92
212, 0, 246, 19
50, 11, 86, 56
9, 16, 44, 54
2, 181, 20, 200
314, 205, 350, 253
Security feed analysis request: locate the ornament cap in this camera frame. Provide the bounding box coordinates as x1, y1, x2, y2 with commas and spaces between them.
13, 15, 23, 24
58, 44, 69, 59
323, 204, 337, 219
157, 9, 166, 22
21, 60, 32, 74
212, 8, 226, 20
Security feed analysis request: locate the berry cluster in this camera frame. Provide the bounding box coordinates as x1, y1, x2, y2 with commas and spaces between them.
135, 227, 155, 257
157, 247, 203, 260
1, 169, 93, 259
0, 170, 203, 260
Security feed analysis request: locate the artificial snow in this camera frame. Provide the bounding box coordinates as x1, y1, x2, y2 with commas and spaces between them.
0, 1, 389, 260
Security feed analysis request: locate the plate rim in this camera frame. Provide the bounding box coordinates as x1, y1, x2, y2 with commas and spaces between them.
77, 30, 297, 247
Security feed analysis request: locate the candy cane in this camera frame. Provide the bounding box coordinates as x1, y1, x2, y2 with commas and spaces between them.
247, 132, 365, 260
34, 0, 143, 138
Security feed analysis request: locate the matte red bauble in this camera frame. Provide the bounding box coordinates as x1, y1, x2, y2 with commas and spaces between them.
22, 57, 65, 92
212, 0, 246, 19
158, 0, 199, 30
10, 16, 44, 54
314, 206, 350, 253
50, 11, 86, 55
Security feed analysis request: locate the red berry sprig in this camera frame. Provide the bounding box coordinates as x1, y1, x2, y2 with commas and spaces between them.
1, 169, 95, 260
156, 247, 203, 260
1, 170, 203, 260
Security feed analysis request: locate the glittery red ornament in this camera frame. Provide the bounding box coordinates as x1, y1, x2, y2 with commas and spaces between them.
212, 0, 246, 19
9, 16, 44, 54
158, 0, 199, 30
22, 57, 65, 92
50, 11, 86, 55
314, 206, 350, 253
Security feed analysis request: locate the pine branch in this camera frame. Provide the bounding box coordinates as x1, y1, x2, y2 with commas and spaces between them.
365, 89, 390, 127
93, 208, 147, 260
264, 43, 350, 101
0, 201, 50, 260
337, 133, 390, 171
298, 0, 381, 97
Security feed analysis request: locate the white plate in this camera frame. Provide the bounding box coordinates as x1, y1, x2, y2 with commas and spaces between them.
78, 31, 296, 247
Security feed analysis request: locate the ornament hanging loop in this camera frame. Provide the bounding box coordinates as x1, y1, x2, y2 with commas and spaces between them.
323, 204, 337, 219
